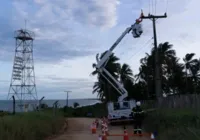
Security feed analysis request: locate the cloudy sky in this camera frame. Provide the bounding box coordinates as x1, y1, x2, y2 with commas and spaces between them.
0, 0, 199, 100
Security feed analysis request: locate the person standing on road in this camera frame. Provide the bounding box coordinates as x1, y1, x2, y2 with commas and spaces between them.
132, 101, 145, 135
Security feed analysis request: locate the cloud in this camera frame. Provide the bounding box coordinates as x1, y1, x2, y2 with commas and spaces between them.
0, 0, 121, 99
33, 55, 96, 99
1, 0, 200, 100
33, 0, 120, 29
0, 0, 120, 62
114, 0, 200, 72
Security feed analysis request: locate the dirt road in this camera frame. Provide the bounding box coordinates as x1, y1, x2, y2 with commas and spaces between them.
52, 118, 151, 140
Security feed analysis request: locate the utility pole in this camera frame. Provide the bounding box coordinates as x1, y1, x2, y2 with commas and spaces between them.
64, 91, 71, 107
141, 13, 167, 100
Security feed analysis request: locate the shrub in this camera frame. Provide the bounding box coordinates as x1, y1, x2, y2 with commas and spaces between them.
0, 111, 65, 140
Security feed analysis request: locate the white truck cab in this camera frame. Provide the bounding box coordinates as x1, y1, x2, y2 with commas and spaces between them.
107, 100, 136, 122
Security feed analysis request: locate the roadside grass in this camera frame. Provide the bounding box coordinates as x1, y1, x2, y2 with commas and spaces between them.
0, 110, 65, 140
143, 108, 200, 140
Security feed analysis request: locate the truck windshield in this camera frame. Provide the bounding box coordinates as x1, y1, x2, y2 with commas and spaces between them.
113, 102, 130, 110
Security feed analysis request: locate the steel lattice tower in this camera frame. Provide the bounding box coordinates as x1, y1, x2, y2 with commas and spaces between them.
7, 29, 38, 111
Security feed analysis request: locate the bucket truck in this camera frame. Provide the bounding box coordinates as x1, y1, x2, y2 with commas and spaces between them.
93, 13, 144, 124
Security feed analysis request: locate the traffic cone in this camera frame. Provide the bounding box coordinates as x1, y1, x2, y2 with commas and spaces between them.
91, 123, 97, 134
104, 123, 109, 135
102, 130, 107, 140
150, 133, 155, 140
123, 127, 129, 140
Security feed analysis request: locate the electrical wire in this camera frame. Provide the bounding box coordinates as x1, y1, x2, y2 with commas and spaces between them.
117, 22, 153, 58
118, 37, 141, 56
118, 23, 153, 58
155, 0, 157, 14
166, 0, 168, 13
151, 0, 154, 14
128, 36, 153, 60
149, 0, 151, 14
130, 39, 153, 60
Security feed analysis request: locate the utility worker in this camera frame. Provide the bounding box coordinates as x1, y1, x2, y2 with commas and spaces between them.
132, 101, 145, 135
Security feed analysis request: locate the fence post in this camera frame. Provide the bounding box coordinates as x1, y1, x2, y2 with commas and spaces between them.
12, 96, 15, 115
39, 96, 45, 111
53, 100, 59, 116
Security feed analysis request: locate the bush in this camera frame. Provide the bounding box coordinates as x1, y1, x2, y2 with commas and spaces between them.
0, 111, 12, 117
0, 110, 65, 140
143, 109, 200, 140
63, 103, 107, 118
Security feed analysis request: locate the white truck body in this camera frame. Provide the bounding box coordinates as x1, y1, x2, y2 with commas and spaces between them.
107, 100, 136, 122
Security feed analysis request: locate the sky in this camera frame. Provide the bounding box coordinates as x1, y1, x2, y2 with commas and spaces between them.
0, 0, 199, 100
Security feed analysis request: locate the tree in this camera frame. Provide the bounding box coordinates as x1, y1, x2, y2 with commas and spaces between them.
119, 63, 134, 84
40, 103, 48, 109
91, 41, 200, 102
91, 51, 121, 102
137, 42, 177, 97
73, 102, 79, 108
183, 53, 199, 93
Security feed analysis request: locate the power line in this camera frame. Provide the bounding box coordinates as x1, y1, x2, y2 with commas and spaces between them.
151, 0, 154, 14
130, 40, 153, 61
155, 0, 157, 14
128, 37, 153, 60
166, 0, 169, 13
118, 23, 153, 58
149, 0, 151, 13
118, 37, 142, 56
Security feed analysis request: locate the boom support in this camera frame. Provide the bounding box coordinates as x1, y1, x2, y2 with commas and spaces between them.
95, 22, 143, 102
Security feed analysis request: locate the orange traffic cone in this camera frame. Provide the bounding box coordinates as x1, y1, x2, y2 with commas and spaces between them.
102, 130, 107, 140
150, 133, 155, 140
91, 123, 97, 134
123, 127, 129, 140
105, 127, 109, 136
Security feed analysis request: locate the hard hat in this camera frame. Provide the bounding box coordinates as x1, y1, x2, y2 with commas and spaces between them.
136, 101, 141, 106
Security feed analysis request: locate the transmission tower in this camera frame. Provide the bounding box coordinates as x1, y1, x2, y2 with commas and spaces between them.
7, 29, 38, 111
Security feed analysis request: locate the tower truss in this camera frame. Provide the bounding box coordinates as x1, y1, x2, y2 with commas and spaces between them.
8, 29, 38, 111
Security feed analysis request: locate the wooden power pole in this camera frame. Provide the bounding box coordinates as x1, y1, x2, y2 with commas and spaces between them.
141, 13, 167, 100
64, 91, 71, 107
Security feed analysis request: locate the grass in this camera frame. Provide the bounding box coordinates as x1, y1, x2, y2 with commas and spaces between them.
0, 110, 65, 140
143, 108, 200, 140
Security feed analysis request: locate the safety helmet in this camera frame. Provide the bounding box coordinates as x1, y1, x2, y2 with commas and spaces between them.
136, 101, 141, 106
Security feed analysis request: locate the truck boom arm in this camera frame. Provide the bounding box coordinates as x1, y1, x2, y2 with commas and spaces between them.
95, 26, 132, 69
95, 22, 143, 102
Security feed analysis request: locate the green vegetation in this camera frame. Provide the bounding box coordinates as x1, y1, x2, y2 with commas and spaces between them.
143, 109, 200, 140
63, 103, 107, 118
0, 110, 65, 140
73, 102, 80, 108
91, 42, 200, 139
91, 42, 200, 101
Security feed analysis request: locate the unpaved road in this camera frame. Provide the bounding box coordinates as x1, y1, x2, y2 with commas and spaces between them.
51, 118, 150, 140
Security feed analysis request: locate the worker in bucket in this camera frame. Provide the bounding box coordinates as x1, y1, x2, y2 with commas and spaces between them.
132, 101, 145, 135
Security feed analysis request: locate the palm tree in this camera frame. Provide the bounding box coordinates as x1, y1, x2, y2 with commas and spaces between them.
73, 102, 79, 108
183, 53, 199, 93
91, 51, 121, 102
92, 81, 104, 101
167, 57, 185, 95
119, 63, 134, 84
137, 42, 176, 97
